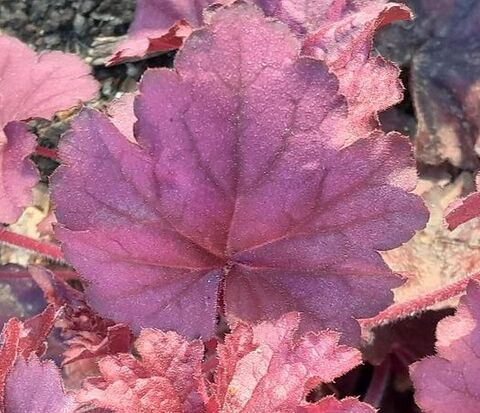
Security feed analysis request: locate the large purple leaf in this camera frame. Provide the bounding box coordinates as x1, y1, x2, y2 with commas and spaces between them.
53, 3, 427, 345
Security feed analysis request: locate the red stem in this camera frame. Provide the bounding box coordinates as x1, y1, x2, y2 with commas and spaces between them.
0, 228, 64, 262
363, 357, 391, 408
0, 268, 76, 281
34, 145, 58, 160
360, 272, 480, 329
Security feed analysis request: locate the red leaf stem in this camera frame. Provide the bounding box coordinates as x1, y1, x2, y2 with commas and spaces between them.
0, 228, 64, 262
363, 357, 391, 408
360, 272, 480, 329
34, 146, 58, 160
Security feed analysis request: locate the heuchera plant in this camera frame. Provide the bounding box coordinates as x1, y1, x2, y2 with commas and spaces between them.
52, 2, 427, 345
3, 0, 480, 412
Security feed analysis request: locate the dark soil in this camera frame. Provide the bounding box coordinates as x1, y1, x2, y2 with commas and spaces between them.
0, 0, 135, 54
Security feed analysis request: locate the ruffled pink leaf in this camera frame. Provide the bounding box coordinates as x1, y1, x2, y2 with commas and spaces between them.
207, 313, 362, 412
302, 1, 411, 135
78, 329, 204, 413
410, 280, 480, 413
4, 356, 74, 413
298, 396, 375, 413
54, 3, 427, 345
0, 35, 98, 127
445, 174, 480, 230
112, 0, 409, 137
0, 35, 98, 224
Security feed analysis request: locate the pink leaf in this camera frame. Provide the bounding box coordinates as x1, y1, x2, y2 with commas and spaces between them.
298, 396, 375, 413
0, 35, 98, 127
207, 313, 362, 412
78, 329, 204, 413
4, 356, 74, 413
0, 35, 98, 224
0, 306, 57, 411
0, 122, 37, 224
53, 3, 427, 344
302, 1, 411, 135
410, 280, 480, 412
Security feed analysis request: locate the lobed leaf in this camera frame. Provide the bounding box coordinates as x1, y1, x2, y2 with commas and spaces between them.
54, 2, 427, 345
207, 313, 363, 412
78, 329, 204, 413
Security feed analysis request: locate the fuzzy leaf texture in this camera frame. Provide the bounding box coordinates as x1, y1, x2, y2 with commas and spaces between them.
4, 356, 74, 413
0, 35, 98, 224
78, 328, 205, 412
79, 314, 370, 413
206, 313, 364, 412
411, 280, 480, 413
53, 2, 427, 345
0, 306, 70, 412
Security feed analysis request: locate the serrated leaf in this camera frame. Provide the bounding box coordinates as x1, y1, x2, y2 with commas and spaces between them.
54, 3, 427, 345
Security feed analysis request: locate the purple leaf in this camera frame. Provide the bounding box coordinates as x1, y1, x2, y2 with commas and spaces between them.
410, 280, 480, 413
4, 356, 74, 413
53, 3, 427, 345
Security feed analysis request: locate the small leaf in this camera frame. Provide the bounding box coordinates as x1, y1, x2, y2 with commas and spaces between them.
4, 356, 74, 413
411, 280, 480, 413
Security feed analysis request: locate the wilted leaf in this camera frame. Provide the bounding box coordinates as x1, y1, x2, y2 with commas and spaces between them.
207, 313, 363, 412
54, 3, 427, 345
377, 0, 480, 169
0, 35, 98, 224
29, 266, 132, 366
411, 280, 480, 413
